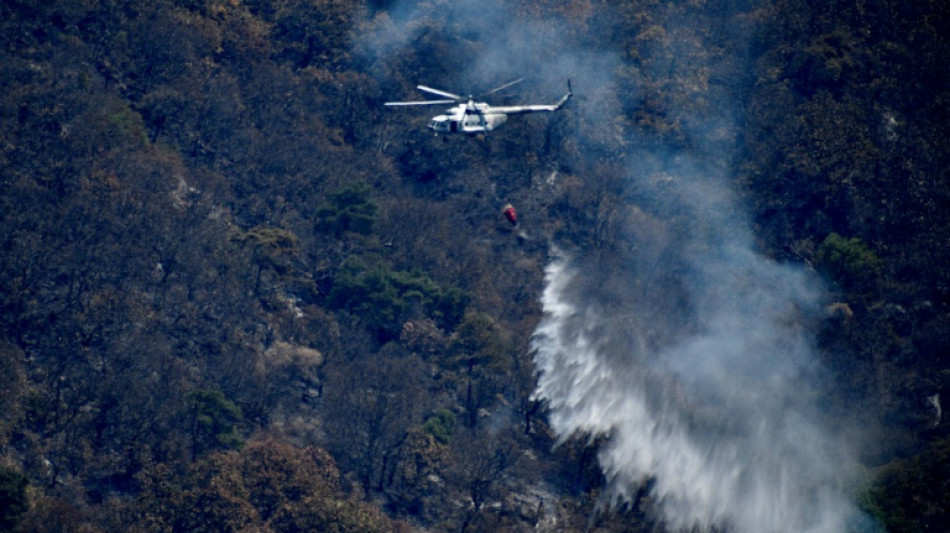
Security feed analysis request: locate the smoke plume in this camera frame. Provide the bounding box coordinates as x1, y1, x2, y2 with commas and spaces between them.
526, 9, 870, 523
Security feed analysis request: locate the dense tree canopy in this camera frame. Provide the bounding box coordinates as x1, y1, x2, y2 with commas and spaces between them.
1, 0, 948, 531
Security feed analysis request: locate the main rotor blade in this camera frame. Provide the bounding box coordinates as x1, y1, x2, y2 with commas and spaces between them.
417, 85, 462, 100
385, 100, 457, 106
479, 78, 524, 98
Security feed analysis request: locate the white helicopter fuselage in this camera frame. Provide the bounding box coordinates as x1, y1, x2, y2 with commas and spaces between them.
429, 103, 508, 134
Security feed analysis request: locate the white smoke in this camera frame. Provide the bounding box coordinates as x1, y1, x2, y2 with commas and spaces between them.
355, 0, 617, 111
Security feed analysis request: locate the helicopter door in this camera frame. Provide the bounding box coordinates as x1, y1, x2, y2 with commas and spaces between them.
450, 120, 458, 133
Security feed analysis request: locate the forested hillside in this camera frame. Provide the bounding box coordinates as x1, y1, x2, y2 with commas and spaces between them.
1, 0, 948, 531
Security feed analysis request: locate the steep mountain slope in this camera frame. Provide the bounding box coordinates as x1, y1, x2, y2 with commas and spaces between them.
1, 1, 948, 531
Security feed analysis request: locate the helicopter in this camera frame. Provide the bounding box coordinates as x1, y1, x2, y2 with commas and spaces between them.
385, 78, 572, 136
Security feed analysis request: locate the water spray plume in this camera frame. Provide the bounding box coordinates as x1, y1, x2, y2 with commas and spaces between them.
532, 224, 870, 532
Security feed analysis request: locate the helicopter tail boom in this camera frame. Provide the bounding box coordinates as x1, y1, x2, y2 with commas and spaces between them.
489, 80, 572, 115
